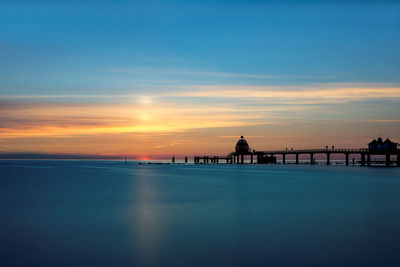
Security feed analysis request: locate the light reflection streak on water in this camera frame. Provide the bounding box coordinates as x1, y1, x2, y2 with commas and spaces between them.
131, 166, 162, 265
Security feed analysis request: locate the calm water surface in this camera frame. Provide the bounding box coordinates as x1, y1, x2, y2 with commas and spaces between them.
1, 160, 400, 266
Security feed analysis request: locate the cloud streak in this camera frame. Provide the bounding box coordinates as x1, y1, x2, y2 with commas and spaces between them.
2, 83, 400, 103
166, 84, 400, 103
104, 67, 334, 80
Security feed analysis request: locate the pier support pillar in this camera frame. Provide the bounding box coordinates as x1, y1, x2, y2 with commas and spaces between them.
185, 156, 188, 163
327, 153, 330, 165
310, 153, 314, 164
282, 154, 286, 164
367, 154, 371, 166
250, 154, 253, 164
241, 154, 244, 164
172, 156, 175, 164
397, 154, 400, 167
386, 154, 391, 167
295, 154, 299, 164
361, 154, 365, 166
345, 153, 349, 166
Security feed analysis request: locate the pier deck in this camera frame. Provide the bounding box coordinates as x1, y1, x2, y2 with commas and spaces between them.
192, 148, 400, 166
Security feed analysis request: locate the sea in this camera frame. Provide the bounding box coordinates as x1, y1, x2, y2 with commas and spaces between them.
1, 160, 400, 267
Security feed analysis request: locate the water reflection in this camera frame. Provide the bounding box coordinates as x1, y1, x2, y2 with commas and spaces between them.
130, 166, 162, 265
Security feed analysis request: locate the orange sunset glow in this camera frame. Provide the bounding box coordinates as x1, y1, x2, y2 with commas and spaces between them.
1, 84, 399, 158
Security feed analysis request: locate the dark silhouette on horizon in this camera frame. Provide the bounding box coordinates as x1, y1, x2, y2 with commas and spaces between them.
369, 137, 398, 153
190, 136, 400, 167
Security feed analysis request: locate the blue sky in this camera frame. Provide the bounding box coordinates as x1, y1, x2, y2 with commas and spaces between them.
1, 0, 400, 156
2, 0, 400, 93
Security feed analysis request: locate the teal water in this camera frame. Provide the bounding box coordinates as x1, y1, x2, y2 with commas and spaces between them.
1, 160, 400, 266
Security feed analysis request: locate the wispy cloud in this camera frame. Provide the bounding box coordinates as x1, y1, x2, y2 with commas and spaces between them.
366, 119, 400, 123
2, 83, 400, 103
104, 66, 333, 80
0, 100, 278, 138
163, 69, 334, 80
166, 84, 400, 103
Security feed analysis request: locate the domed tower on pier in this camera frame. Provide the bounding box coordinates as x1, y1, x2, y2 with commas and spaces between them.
235, 136, 250, 155
234, 136, 251, 164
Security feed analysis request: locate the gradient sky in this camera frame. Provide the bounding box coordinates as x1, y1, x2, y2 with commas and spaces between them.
1, 0, 400, 158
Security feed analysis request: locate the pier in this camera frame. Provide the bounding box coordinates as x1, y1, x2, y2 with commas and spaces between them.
188, 136, 400, 167
253, 148, 399, 166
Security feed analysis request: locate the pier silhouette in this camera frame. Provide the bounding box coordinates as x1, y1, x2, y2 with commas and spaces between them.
186, 136, 400, 167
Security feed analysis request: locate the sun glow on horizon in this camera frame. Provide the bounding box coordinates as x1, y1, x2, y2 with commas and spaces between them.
0, 82, 399, 157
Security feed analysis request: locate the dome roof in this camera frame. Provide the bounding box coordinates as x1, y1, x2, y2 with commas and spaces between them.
235, 136, 250, 154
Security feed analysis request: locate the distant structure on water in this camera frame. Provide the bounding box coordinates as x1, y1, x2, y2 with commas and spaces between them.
235, 136, 250, 154
189, 136, 400, 167
234, 136, 275, 164
368, 138, 398, 153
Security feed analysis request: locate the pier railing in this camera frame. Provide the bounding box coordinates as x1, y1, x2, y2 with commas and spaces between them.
258, 148, 369, 154
191, 148, 399, 166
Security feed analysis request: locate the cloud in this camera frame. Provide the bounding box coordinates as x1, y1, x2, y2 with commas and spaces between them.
366, 119, 400, 123
0, 99, 279, 138
104, 66, 333, 80
162, 70, 333, 80
3, 82, 400, 103
165, 84, 400, 103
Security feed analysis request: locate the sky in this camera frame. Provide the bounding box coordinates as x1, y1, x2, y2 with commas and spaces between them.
1, 0, 400, 159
